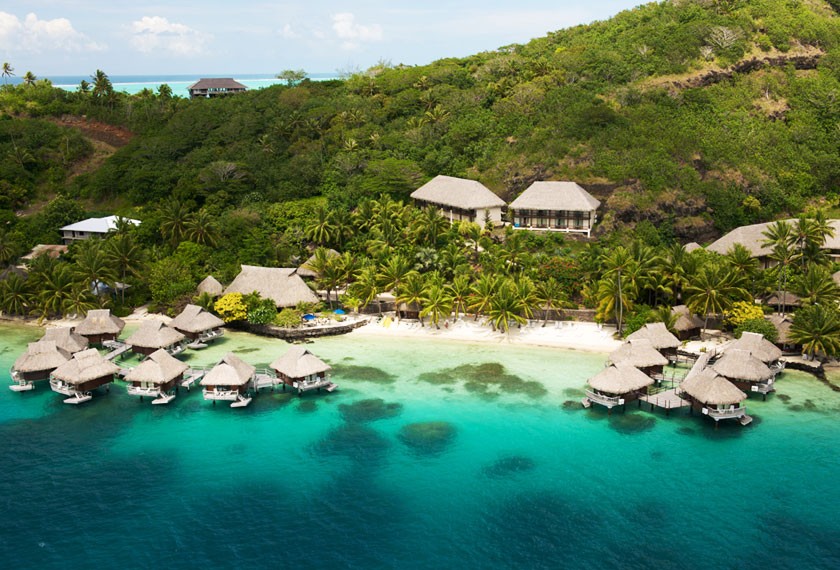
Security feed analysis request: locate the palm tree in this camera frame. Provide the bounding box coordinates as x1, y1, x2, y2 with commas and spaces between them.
598, 246, 638, 334
160, 201, 191, 247
488, 279, 528, 333
447, 275, 472, 320
77, 80, 90, 94
185, 209, 219, 246
1, 62, 14, 85
420, 283, 452, 329
684, 265, 749, 337
535, 278, 565, 325
468, 273, 499, 321
377, 254, 416, 293
62, 287, 97, 318
106, 233, 144, 304
318, 255, 345, 309
412, 205, 447, 247
350, 265, 381, 315
762, 220, 799, 315
512, 276, 539, 324
0, 230, 14, 266
789, 304, 840, 361
305, 206, 337, 246
396, 273, 426, 325
0, 273, 30, 315
34, 264, 76, 320
193, 292, 216, 311
22, 71, 36, 86
792, 265, 840, 306
91, 69, 113, 100
73, 241, 116, 304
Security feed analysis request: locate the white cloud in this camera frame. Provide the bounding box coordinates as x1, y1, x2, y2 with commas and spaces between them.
0, 12, 104, 53
331, 13, 382, 50
129, 16, 210, 57
279, 23, 301, 39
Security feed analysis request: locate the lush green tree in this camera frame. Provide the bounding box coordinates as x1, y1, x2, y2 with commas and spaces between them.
488, 279, 528, 333
185, 209, 219, 247
396, 272, 426, 325
468, 273, 499, 321
734, 318, 779, 344
0, 273, 30, 315
276, 69, 307, 86
789, 305, 840, 361
792, 265, 840, 306
420, 283, 452, 329
1, 62, 13, 85
685, 265, 749, 337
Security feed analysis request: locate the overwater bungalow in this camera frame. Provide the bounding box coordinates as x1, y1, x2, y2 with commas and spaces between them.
74, 309, 125, 344
169, 304, 225, 347
196, 275, 224, 297
270, 346, 336, 395
49, 348, 119, 404
200, 352, 256, 407
711, 348, 775, 399
679, 368, 750, 427
224, 265, 319, 308
608, 338, 669, 381
125, 321, 186, 357
409, 175, 506, 225
671, 305, 704, 340
727, 332, 784, 373
39, 327, 89, 354
626, 322, 681, 360
124, 349, 189, 404
584, 363, 653, 413
10, 341, 71, 391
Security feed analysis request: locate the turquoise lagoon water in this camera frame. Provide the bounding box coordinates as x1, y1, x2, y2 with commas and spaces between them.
1, 322, 839, 569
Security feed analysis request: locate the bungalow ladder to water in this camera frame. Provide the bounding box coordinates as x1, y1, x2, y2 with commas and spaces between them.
8, 369, 34, 392
49, 379, 92, 404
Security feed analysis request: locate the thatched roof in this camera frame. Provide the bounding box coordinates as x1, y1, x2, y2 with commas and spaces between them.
608, 338, 669, 368
169, 304, 224, 334
765, 291, 802, 308
707, 219, 840, 257
74, 309, 125, 336
197, 275, 224, 296
834, 270, 840, 287
40, 327, 89, 354
680, 368, 746, 406
125, 321, 185, 349
124, 349, 189, 385
767, 314, 793, 345
588, 363, 654, 395
200, 353, 255, 387
684, 242, 701, 253
224, 265, 319, 308
14, 341, 71, 373
51, 348, 119, 384
410, 175, 506, 211
712, 349, 774, 382
188, 78, 247, 90
626, 322, 680, 350
727, 331, 782, 363
270, 346, 331, 379
298, 249, 340, 278
509, 181, 600, 212
671, 305, 704, 332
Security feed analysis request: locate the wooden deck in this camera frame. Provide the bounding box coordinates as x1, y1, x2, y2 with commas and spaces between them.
639, 388, 690, 412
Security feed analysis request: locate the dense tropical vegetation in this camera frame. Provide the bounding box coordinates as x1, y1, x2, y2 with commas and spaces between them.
1, 0, 840, 354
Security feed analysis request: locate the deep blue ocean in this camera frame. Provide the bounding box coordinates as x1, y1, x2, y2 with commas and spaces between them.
7, 73, 338, 98
1, 322, 839, 569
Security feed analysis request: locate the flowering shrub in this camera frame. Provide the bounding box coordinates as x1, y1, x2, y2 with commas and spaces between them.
725, 301, 764, 328
214, 293, 248, 323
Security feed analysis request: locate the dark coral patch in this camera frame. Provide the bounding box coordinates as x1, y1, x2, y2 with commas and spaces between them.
338, 398, 403, 423
398, 421, 457, 457
331, 364, 396, 384
483, 455, 536, 478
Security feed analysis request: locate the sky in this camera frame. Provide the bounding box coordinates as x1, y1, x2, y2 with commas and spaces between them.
0, 1, 643, 77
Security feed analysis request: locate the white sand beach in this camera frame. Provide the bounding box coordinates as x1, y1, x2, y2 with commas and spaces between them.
350, 317, 625, 353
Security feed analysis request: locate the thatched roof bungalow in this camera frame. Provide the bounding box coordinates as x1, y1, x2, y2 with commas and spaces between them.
712, 348, 775, 398
49, 348, 119, 402
125, 321, 186, 356
680, 368, 748, 425
727, 332, 782, 366
270, 346, 335, 394
188, 78, 247, 98
40, 327, 89, 354
169, 304, 225, 343
196, 275, 224, 297
410, 175, 506, 225
608, 338, 669, 378
12, 341, 71, 386
671, 305, 704, 340
626, 322, 681, 359
765, 291, 801, 310
124, 349, 189, 403
224, 265, 319, 308
767, 314, 795, 350
74, 309, 125, 344
200, 353, 256, 407
585, 363, 653, 411
508, 181, 600, 237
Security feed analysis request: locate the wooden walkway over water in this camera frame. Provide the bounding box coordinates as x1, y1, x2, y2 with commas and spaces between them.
639, 388, 690, 413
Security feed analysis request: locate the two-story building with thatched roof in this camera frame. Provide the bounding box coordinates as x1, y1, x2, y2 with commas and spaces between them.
200, 352, 256, 407
224, 265, 319, 308
74, 309, 125, 344
270, 346, 335, 394
410, 175, 506, 225
508, 181, 600, 237
49, 348, 120, 404
124, 349, 189, 404
11, 341, 71, 391
585, 363, 654, 413
169, 304, 225, 346
125, 321, 186, 357
188, 78, 247, 98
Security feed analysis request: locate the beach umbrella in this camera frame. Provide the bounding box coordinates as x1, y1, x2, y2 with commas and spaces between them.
302, 314, 316, 321
334, 309, 346, 315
